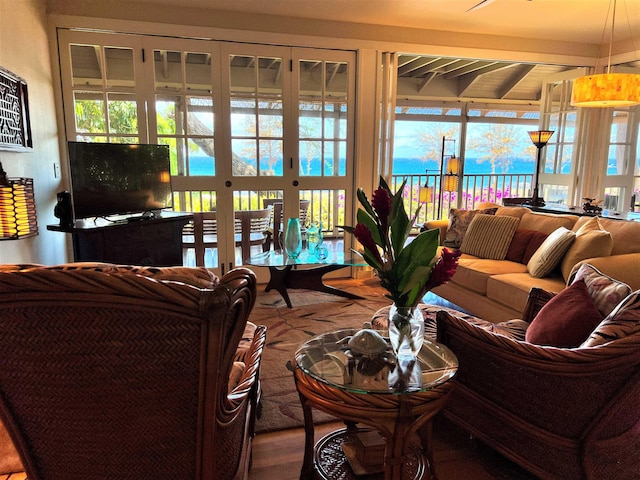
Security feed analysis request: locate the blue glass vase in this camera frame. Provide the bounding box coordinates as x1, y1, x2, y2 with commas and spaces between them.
285, 217, 302, 259
306, 222, 323, 255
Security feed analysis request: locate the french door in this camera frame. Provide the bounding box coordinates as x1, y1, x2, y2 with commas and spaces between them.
57, 29, 355, 280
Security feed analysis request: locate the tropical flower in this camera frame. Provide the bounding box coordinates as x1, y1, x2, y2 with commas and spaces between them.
342, 176, 461, 312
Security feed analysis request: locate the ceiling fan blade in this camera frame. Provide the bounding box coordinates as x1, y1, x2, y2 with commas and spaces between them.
465, 0, 497, 12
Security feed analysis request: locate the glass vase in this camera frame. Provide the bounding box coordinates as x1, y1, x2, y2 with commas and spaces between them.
388, 304, 424, 358
284, 217, 303, 259
306, 222, 323, 255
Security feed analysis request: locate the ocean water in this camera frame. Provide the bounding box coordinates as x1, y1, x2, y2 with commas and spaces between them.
187, 156, 537, 176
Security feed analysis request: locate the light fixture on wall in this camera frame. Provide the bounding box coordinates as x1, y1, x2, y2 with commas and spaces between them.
525, 130, 555, 207
0, 162, 38, 240
571, 0, 640, 107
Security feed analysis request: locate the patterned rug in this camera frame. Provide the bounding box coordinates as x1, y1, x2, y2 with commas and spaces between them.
249, 277, 391, 433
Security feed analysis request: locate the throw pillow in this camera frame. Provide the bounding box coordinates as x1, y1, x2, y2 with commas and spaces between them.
506, 229, 536, 263
460, 214, 520, 260
522, 231, 549, 264
525, 280, 602, 347
581, 289, 640, 347
443, 207, 498, 249
527, 227, 576, 278
570, 263, 631, 317
560, 217, 613, 282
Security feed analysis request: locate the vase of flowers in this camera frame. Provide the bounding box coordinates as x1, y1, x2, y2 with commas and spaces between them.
342, 176, 461, 358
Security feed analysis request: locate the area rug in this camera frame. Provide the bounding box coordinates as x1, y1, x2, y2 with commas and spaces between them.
249, 277, 390, 434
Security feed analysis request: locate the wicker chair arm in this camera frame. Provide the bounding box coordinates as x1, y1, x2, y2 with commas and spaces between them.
522, 287, 556, 323
436, 310, 640, 439
228, 325, 266, 402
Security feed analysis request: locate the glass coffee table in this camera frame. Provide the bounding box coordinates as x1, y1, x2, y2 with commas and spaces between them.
292, 328, 458, 479
246, 250, 367, 308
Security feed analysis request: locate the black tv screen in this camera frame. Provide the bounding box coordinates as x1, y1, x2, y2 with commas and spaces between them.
68, 142, 173, 220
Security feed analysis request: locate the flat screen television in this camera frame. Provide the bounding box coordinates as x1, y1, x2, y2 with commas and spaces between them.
68, 141, 173, 221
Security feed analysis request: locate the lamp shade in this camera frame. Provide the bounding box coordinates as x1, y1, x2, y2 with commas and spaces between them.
528, 130, 555, 147
443, 174, 458, 192
571, 73, 640, 107
447, 156, 460, 175
419, 185, 433, 204
0, 177, 38, 240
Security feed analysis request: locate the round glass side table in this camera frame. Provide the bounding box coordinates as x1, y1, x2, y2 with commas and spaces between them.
292, 328, 458, 480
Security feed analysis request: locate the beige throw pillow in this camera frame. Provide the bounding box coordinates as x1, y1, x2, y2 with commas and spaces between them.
527, 227, 576, 278
560, 217, 613, 281
442, 207, 498, 249
460, 214, 520, 260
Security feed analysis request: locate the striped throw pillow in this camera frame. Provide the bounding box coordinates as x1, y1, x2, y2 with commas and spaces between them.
460, 214, 520, 260
582, 289, 640, 347
527, 227, 576, 278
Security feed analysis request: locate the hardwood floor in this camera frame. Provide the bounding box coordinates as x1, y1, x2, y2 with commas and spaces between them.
249, 417, 537, 480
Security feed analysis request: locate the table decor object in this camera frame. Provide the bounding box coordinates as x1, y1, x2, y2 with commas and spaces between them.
342, 176, 461, 357
284, 217, 302, 258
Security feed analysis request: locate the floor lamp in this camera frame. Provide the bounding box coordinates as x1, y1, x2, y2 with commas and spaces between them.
526, 130, 554, 207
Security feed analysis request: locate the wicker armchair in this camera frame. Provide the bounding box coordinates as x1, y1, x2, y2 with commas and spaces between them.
0, 263, 266, 480
436, 288, 640, 480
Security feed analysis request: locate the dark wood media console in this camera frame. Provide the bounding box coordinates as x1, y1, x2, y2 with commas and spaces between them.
48, 212, 192, 266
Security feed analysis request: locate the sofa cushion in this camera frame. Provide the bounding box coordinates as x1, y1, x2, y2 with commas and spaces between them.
460, 214, 520, 260
589, 217, 640, 256
518, 211, 578, 234
525, 280, 603, 347
443, 207, 498, 248
570, 263, 631, 316
582, 289, 640, 347
522, 231, 549, 264
527, 227, 576, 278
486, 272, 566, 314
560, 217, 613, 281
495, 206, 530, 219
452, 256, 527, 295
506, 229, 548, 264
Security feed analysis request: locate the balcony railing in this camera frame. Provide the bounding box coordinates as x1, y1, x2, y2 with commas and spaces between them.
391, 172, 533, 227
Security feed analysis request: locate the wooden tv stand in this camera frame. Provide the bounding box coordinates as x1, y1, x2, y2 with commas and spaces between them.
47, 212, 192, 266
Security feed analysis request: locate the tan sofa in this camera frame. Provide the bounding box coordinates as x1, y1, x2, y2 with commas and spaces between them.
427, 204, 640, 322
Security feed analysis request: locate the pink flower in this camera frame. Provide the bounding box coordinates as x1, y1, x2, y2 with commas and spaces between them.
372, 187, 392, 228
353, 223, 383, 264
423, 248, 461, 291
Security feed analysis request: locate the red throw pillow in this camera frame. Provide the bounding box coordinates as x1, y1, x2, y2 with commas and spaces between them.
506, 229, 536, 263
522, 231, 549, 264
525, 280, 602, 347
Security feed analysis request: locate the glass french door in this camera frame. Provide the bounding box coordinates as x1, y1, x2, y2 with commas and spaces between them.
57, 29, 355, 280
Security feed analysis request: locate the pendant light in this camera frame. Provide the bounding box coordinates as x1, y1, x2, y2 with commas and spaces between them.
571, 0, 640, 107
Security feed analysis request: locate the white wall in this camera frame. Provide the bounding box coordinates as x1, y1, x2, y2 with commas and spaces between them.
0, 0, 70, 265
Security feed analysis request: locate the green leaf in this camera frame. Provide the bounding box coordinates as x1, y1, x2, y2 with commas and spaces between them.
357, 188, 377, 220
353, 246, 383, 270
393, 229, 440, 292
356, 208, 382, 246
389, 180, 410, 256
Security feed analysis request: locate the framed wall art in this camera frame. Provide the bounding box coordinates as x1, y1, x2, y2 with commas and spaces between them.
0, 66, 33, 151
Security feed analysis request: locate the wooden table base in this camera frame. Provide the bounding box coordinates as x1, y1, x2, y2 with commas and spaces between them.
264, 264, 364, 308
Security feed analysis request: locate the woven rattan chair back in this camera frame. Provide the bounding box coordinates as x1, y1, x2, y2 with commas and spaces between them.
0, 264, 261, 480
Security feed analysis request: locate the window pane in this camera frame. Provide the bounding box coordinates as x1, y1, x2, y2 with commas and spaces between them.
107, 93, 137, 135
185, 52, 212, 93
74, 91, 106, 135
71, 44, 102, 87
105, 47, 134, 88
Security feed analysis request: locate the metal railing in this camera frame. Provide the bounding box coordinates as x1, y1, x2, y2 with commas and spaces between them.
391, 173, 533, 226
